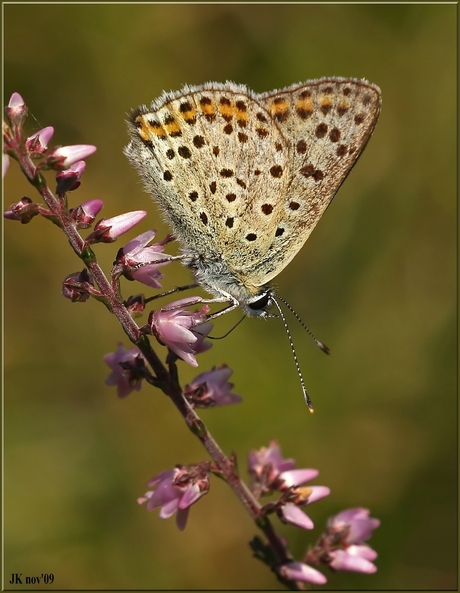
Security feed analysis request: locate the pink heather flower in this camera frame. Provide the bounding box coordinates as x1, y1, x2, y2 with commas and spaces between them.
5, 92, 27, 125
25, 126, 54, 155
104, 342, 147, 398
280, 503, 315, 530
330, 507, 381, 543
279, 561, 327, 585
3, 154, 10, 178
278, 485, 330, 530
85, 210, 147, 244
184, 365, 242, 407
326, 507, 380, 573
328, 545, 378, 574
118, 229, 173, 288
307, 507, 380, 574
4, 197, 39, 223
62, 269, 94, 303
249, 441, 329, 529
7, 92, 25, 108
70, 199, 104, 228
279, 468, 321, 489
149, 297, 212, 367
249, 440, 295, 484
138, 464, 210, 530
249, 440, 319, 496
49, 144, 96, 169
56, 160, 87, 193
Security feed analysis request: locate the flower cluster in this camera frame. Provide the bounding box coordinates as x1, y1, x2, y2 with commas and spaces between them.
184, 365, 242, 407
149, 297, 213, 367
249, 440, 330, 529
138, 464, 211, 531
4, 93, 96, 179
137, 440, 380, 585
306, 507, 380, 574
4, 94, 147, 241
103, 343, 149, 398
114, 229, 174, 289
4, 91, 216, 372
248, 442, 380, 584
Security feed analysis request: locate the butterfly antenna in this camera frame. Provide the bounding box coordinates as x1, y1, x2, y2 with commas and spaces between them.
275, 294, 330, 355
271, 297, 314, 413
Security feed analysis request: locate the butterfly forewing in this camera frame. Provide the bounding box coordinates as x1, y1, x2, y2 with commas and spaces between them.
126, 83, 292, 270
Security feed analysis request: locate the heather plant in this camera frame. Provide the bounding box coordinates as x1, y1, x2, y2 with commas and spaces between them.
4, 92, 379, 589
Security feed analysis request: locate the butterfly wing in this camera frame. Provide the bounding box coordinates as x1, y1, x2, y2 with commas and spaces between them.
248, 77, 381, 286
125, 82, 292, 278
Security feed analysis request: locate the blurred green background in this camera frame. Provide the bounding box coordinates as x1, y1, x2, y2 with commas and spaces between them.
4, 4, 456, 590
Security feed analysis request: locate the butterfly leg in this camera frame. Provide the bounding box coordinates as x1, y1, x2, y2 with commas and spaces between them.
144, 283, 199, 304
203, 301, 240, 321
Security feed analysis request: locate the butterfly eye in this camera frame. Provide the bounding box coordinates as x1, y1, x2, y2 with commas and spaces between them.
248, 292, 271, 311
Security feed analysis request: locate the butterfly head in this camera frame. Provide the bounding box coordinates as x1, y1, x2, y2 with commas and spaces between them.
244, 289, 277, 319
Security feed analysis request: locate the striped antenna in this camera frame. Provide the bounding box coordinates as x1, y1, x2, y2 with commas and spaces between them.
275, 294, 330, 355
271, 296, 316, 413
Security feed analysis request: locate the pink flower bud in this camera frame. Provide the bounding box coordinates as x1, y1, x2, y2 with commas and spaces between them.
4, 197, 39, 223
307, 507, 380, 574
116, 229, 173, 288
56, 160, 86, 193
5, 92, 27, 126
279, 503, 314, 530
49, 144, 96, 169
61, 269, 94, 302
85, 210, 147, 244
248, 441, 295, 495
103, 342, 148, 398
329, 508, 381, 544
279, 561, 327, 585
328, 545, 378, 574
8, 92, 25, 109
279, 468, 319, 489
25, 126, 54, 155
70, 199, 104, 229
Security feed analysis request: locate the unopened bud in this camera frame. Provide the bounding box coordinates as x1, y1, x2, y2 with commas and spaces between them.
56, 160, 86, 194
62, 269, 93, 302
85, 210, 147, 244
70, 199, 104, 229
25, 126, 54, 156
49, 144, 96, 169
4, 197, 39, 223
5, 92, 27, 127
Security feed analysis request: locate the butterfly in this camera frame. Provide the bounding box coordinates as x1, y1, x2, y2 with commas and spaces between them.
124, 78, 381, 320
